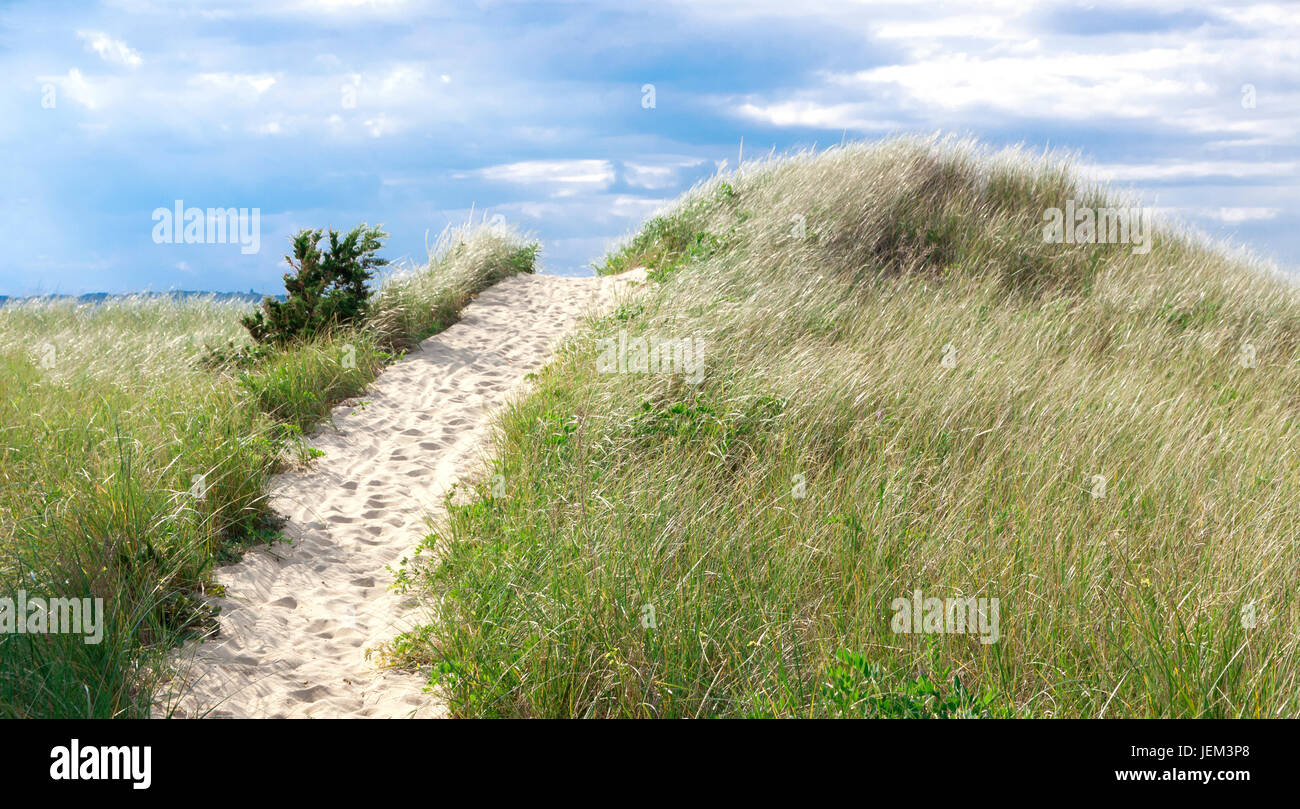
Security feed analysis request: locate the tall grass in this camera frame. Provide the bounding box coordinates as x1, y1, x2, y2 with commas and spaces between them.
0, 221, 537, 717
400, 136, 1300, 717
368, 221, 540, 349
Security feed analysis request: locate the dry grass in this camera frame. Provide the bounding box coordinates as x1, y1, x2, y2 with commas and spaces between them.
0, 221, 536, 717
367, 220, 539, 350
406, 136, 1300, 717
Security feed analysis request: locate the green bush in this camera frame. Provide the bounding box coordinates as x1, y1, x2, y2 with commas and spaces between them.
242, 224, 388, 345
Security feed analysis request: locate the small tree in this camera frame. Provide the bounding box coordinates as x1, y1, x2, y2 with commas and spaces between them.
242, 224, 388, 345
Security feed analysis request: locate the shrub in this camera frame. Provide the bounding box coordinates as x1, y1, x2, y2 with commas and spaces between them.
242, 224, 388, 346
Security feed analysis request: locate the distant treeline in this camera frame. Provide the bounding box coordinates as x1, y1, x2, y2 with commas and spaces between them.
0, 290, 284, 306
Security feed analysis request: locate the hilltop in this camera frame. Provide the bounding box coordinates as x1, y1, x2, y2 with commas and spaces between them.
393, 136, 1300, 718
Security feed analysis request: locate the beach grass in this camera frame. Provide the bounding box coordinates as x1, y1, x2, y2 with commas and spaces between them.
0, 221, 537, 718
395, 136, 1300, 718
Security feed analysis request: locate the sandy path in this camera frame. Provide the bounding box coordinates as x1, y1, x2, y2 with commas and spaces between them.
160, 270, 641, 718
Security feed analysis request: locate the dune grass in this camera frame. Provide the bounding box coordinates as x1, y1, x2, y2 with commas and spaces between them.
367, 222, 540, 350
395, 136, 1300, 718
0, 221, 537, 717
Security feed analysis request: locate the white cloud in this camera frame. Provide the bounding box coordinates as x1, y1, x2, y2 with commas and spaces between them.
1205, 207, 1282, 223
1083, 161, 1299, 182
722, 5, 1299, 147
192, 72, 277, 96
734, 99, 901, 132
623, 157, 706, 190
297, 0, 410, 9
1216, 3, 1300, 31
507, 194, 663, 222
378, 65, 425, 96
834, 47, 1212, 121
469, 160, 616, 196
363, 114, 403, 137
872, 15, 1016, 41
39, 68, 108, 110
77, 31, 143, 68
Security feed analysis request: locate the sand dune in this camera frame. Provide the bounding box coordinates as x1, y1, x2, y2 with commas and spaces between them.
159, 270, 643, 718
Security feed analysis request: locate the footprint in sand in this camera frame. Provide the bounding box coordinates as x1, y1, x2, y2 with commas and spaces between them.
157, 270, 643, 719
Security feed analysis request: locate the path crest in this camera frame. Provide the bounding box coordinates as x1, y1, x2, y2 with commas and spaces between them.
163, 271, 640, 718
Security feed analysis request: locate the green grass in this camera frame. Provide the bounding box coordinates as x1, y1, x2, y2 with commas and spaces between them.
393, 135, 1300, 718
0, 221, 537, 717
236, 332, 393, 432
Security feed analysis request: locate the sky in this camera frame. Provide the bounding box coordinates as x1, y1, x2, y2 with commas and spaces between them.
0, 0, 1296, 296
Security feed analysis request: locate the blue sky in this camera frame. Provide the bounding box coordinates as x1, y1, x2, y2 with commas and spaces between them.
1, 0, 1296, 295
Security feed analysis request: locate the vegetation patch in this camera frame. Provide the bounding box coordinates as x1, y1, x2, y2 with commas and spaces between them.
401, 136, 1300, 718
0, 220, 537, 717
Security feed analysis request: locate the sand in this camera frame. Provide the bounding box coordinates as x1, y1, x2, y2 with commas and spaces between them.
158, 269, 643, 718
